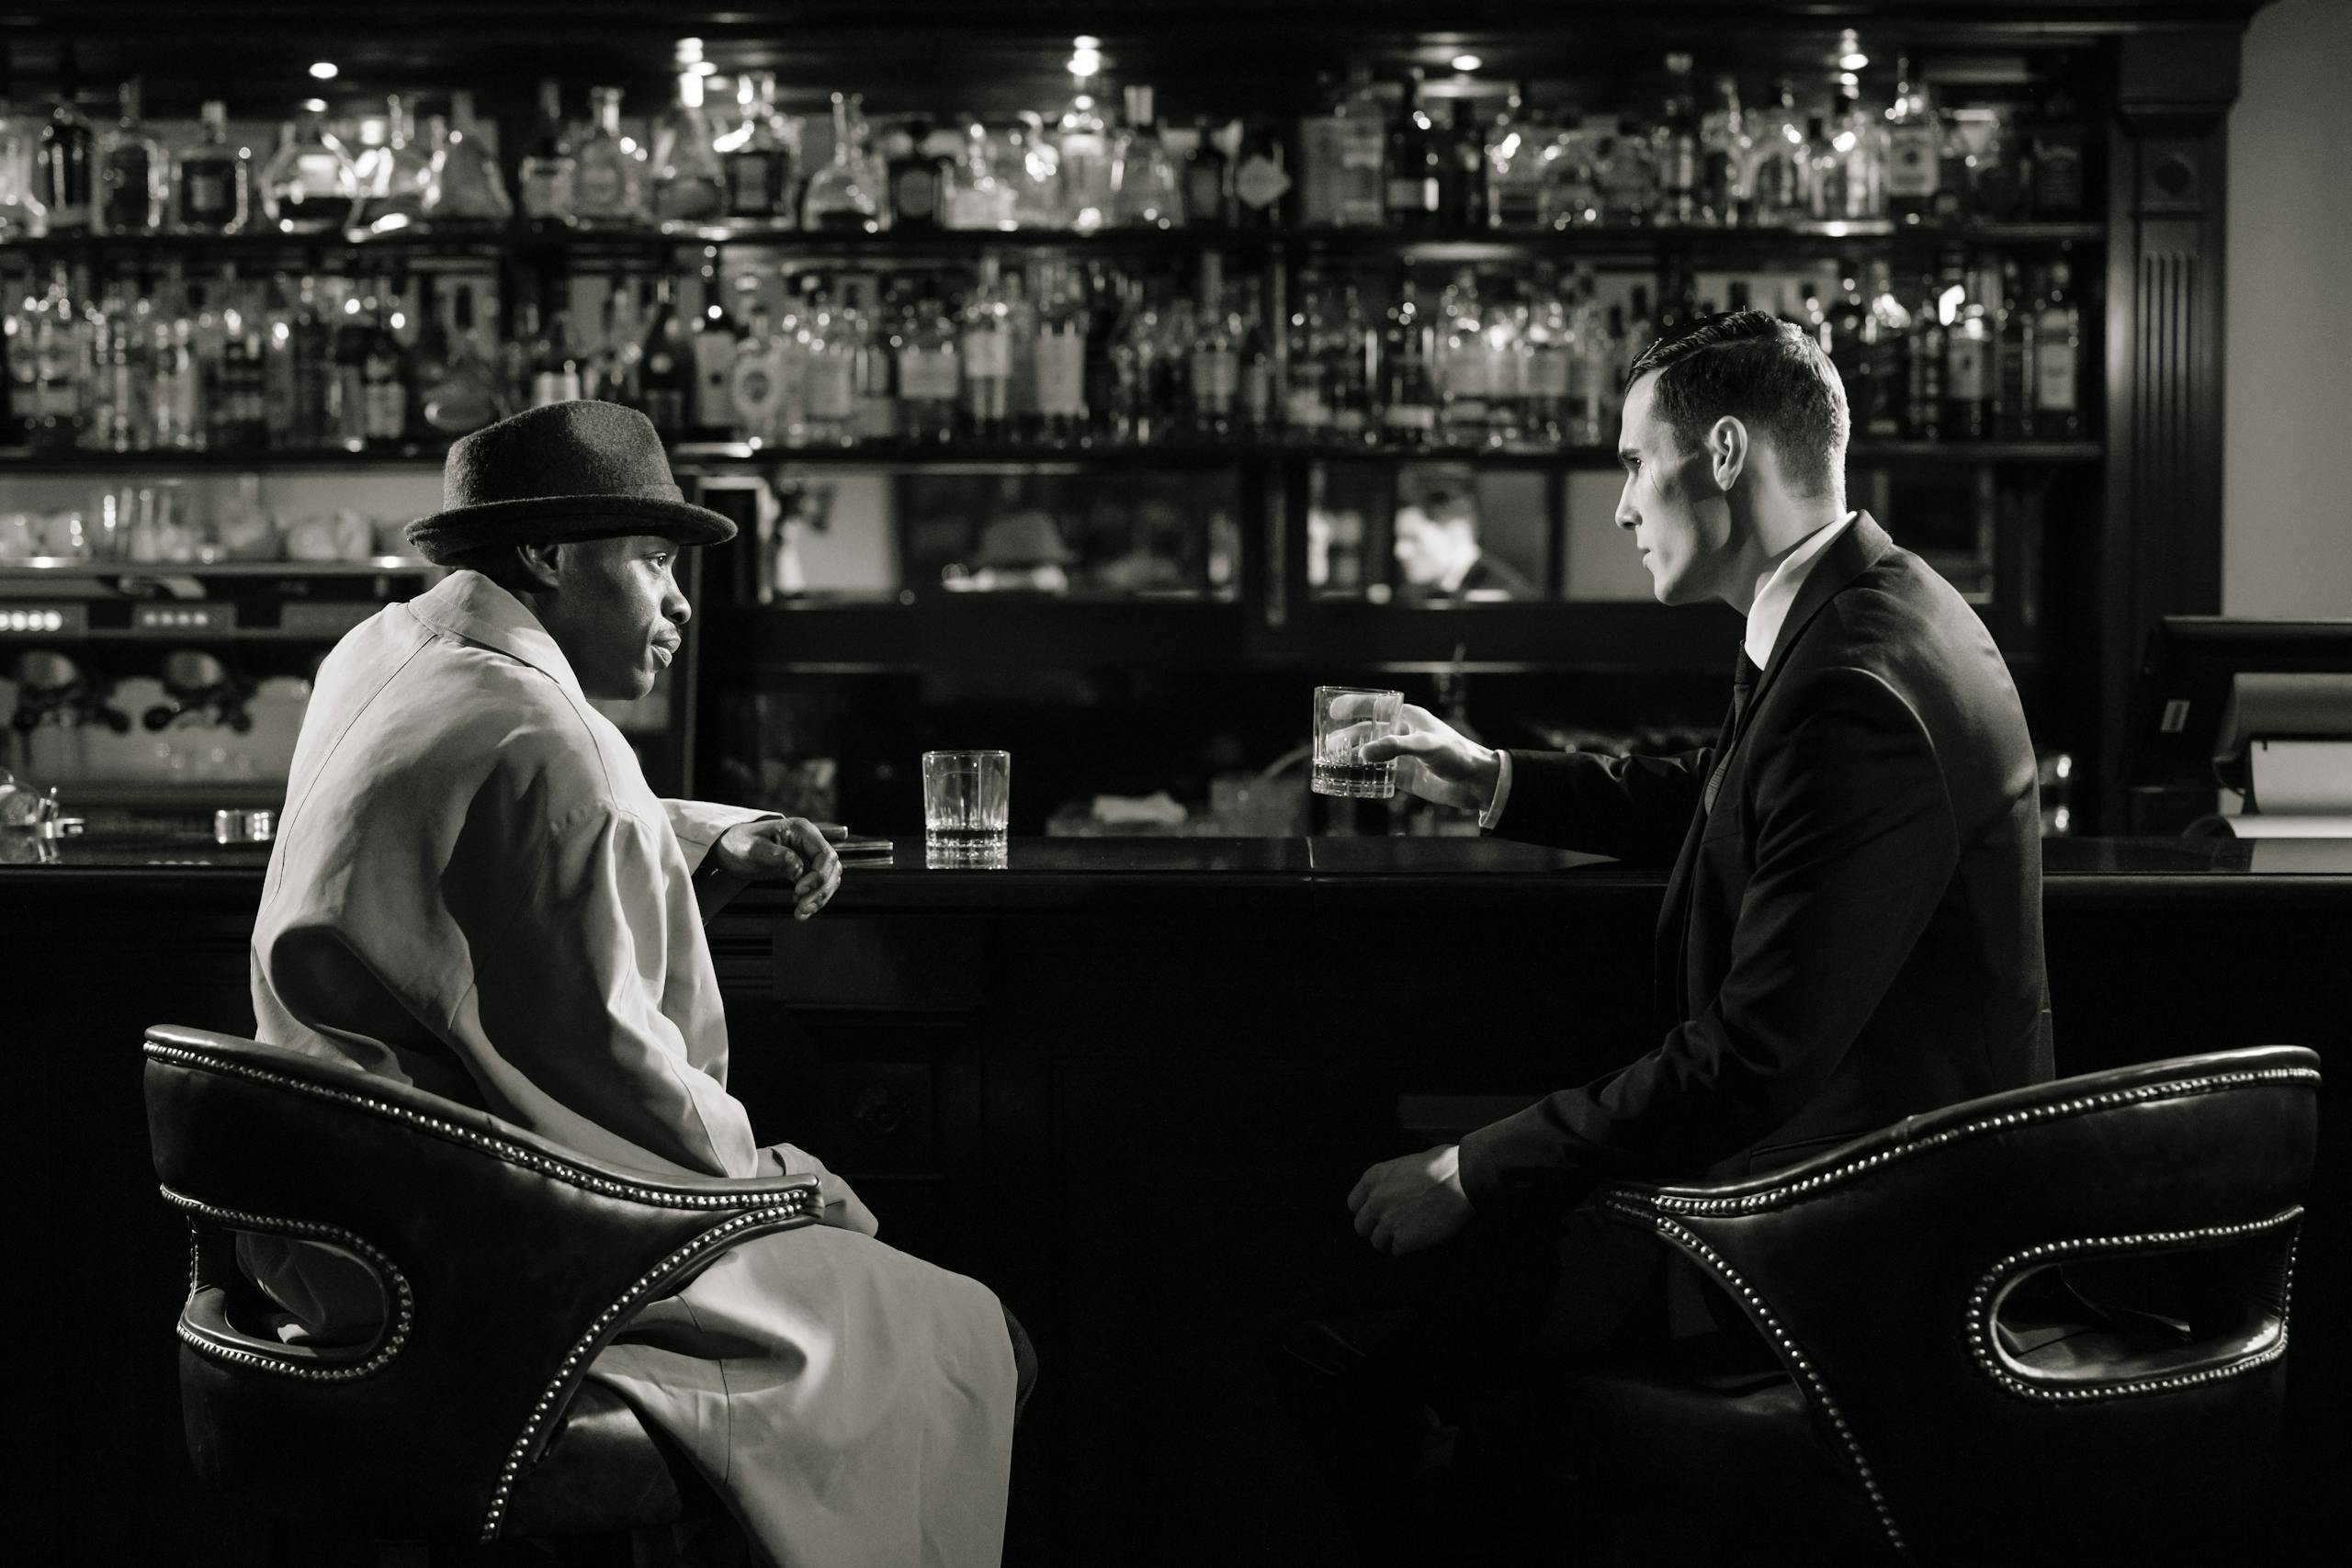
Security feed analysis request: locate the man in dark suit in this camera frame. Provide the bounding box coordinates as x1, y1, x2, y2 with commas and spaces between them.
1306, 311, 2052, 1549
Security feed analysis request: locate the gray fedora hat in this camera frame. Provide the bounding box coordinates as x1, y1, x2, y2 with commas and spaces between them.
403, 400, 738, 566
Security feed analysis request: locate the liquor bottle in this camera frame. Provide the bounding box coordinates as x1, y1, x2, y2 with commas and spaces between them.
1592, 114, 1657, 226
169, 100, 250, 234
2031, 261, 2082, 439
803, 93, 882, 232
1801, 117, 1843, 222
1483, 275, 1527, 445
422, 91, 513, 228
1521, 265, 1571, 444
36, 49, 95, 231
1905, 267, 1944, 440
2030, 85, 2086, 220
797, 283, 856, 447
1623, 285, 1656, 372
888, 118, 951, 230
960, 253, 1012, 440
280, 276, 333, 448
362, 285, 408, 447
1229, 119, 1292, 229
1485, 86, 1546, 231
1295, 71, 1346, 227
1107, 276, 1162, 445
1884, 58, 1940, 224
1056, 71, 1114, 232
718, 71, 795, 225
1566, 270, 1609, 445
1329, 280, 1378, 441
403, 276, 452, 438
1333, 66, 1390, 227
96, 78, 163, 234
1385, 71, 1442, 231
1443, 98, 1489, 229
1236, 280, 1274, 436
351, 95, 429, 236
727, 304, 780, 443
421, 284, 502, 435
896, 282, 959, 443
572, 86, 645, 229
646, 276, 697, 423
530, 306, 583, 407
1182, 117, 1228, 227
1656, 52, 1702, 225
1283, 269, 1330, 440
1860, 261, 1910, 439
1995, 258, 2030, 439
1837, 83, 1888, 221
593, 277, 645, 408
162, 276, 206, 451
518, 79, 576, 223
1746, 79, 1804, 227
1700, 74, 1748, 226
1111, 86, 1180, 230
690, 270, 740, 437
1434, 268, 1490, 446
0, 60, 49, 239
21, 267, 77, 450
258, 109, 358, 235
1034, 259, 1091, 446
649, 70, 726, 228
768, 276, 813, 447
1187, 253, 1238, 439
1380, 277, 1437, 445
842, 276, 899, 444
1939, 253, 1989, 440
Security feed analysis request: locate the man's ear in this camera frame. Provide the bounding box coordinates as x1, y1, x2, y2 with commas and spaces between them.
1707, 415, 1748, 494
514, 540, 565, 591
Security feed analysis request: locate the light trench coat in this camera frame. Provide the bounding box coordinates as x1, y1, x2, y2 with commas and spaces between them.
246, 570, 1014, 1566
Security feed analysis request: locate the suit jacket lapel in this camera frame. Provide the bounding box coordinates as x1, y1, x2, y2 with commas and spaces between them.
1742, 511, 1894, 722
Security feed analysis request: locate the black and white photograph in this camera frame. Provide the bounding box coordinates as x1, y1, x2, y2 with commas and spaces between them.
3, 1, 2346, 1562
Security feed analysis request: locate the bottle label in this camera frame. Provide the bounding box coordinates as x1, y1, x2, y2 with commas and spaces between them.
2033, 140, 2085, 214
2034, 341, 2078, 412
808, 360, 854, 421
1947, 334, 1988, 400
1529, 346, 1572, 399
1887, 128, 1940, 197
1234, 154, 1291, 211
184, 169, 229, 223
533, 368, 582, 407
728, 153, 778, 215
962, 331, 1010, 378
577, 158, 626, 209
1387, 176, 1441, 215
1191, 347, 1239, 403
1184, 165, 1226, 220
1285, 388, 1331, 428
693, 333, 740, 426
1035, 333, 1087, 416
892, 167, 939, 221
521, 163, 573, 219
1383, 402, 1436, 431
1296, 118, 1340, 226
899, 346, 959, 401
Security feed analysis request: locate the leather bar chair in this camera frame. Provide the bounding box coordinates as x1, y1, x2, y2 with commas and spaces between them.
141, 1024, 828, 1563
1549, 1045, 2321, 1565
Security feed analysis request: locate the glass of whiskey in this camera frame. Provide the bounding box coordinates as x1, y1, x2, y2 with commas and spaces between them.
1311, 686, 1402, 798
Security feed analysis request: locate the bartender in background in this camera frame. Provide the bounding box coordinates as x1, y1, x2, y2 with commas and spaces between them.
1393, 486, 1534, 601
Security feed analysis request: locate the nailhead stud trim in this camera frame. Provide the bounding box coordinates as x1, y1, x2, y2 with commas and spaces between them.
1964, 1207, 2303, 1403
146, 1041, 820, 1211
1636, 1069, 2318, 1218
1603, 1194, 1908, 1555
476, 1194, 820, 1542
161, 1185, 415, 1382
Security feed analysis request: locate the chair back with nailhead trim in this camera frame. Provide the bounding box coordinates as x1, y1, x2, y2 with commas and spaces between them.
142, 1023, 823, 1544
1598, 1043, 2319, 1559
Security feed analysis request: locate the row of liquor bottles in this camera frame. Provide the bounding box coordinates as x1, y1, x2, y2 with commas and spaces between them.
0, 49, 2088, 243
0, 247, 2086, 457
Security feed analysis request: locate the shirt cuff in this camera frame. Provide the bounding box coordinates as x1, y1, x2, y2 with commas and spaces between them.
1477, 750, 1515, 831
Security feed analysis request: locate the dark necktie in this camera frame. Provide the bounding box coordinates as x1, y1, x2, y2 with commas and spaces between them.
1703, 649, 1763, 814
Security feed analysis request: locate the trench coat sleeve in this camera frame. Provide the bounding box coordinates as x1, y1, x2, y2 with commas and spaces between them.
469, 801, 764, 1178
663, 798, 785, 920
1460, 668, 1959, 1216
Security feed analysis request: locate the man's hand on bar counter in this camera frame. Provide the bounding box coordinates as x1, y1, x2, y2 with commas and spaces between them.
713, 817, 843, 919
1349, 1145, 1474, 1258
1342, 701, 1504, 817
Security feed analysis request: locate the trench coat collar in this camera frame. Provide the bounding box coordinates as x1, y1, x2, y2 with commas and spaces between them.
403, 570, 587, 702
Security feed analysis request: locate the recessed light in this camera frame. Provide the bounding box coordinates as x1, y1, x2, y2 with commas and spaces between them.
309, 62, 338, 81
1451, 53, 1483, 73
1839, 51, 1870, 71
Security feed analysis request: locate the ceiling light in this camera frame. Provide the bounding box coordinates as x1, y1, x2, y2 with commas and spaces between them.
1839, 51, 1870, 71
1451, 53, 1483, 73
1073, 35, 1102, 50
301, 97, 327, 112
675, 37, 705, 61
309, 62, 338, 81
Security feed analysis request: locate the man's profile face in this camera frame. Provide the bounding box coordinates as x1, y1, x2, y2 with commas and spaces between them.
1615, 373, 1733, 606
534, 534, 690, 700
1393, 507, 1473, 589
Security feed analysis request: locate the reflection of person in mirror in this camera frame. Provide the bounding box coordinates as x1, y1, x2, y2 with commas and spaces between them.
949, 506, 1077, 593
1392, 487, 1534, 600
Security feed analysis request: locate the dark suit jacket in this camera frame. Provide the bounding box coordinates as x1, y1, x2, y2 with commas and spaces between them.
1459, 513, 2052, 1221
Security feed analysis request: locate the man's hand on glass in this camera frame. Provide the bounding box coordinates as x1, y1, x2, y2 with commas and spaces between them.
1348, 1144, 1474, 1257
1340, 700, 1502, 815
713, 817, 842, 920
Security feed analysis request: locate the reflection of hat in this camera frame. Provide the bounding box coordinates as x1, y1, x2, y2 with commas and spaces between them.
973, 508, 1079, 568
403, 401, 738, 566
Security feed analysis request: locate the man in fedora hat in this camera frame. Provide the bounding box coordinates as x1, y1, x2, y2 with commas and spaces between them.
245, 401, 1024, 1565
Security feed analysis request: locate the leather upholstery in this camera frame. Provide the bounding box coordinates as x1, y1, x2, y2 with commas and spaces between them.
1580, 1044, 2320, 1561
142, 1024, 821, 1543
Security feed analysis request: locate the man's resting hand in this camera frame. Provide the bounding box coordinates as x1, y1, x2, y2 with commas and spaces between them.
713, 817, 842, 920
1348, 1144, 1474, 1257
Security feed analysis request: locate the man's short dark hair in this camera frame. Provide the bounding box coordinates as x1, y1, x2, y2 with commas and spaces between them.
1624, 310, 1849, 499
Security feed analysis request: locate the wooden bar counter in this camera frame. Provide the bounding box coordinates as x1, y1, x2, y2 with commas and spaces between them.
6, 835, 2347, 1563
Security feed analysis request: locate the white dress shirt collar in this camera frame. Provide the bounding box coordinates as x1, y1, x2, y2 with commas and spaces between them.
1743, 512, 1858, 671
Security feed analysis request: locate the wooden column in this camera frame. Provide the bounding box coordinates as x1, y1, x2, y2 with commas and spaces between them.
2098, 24, 2246, 829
